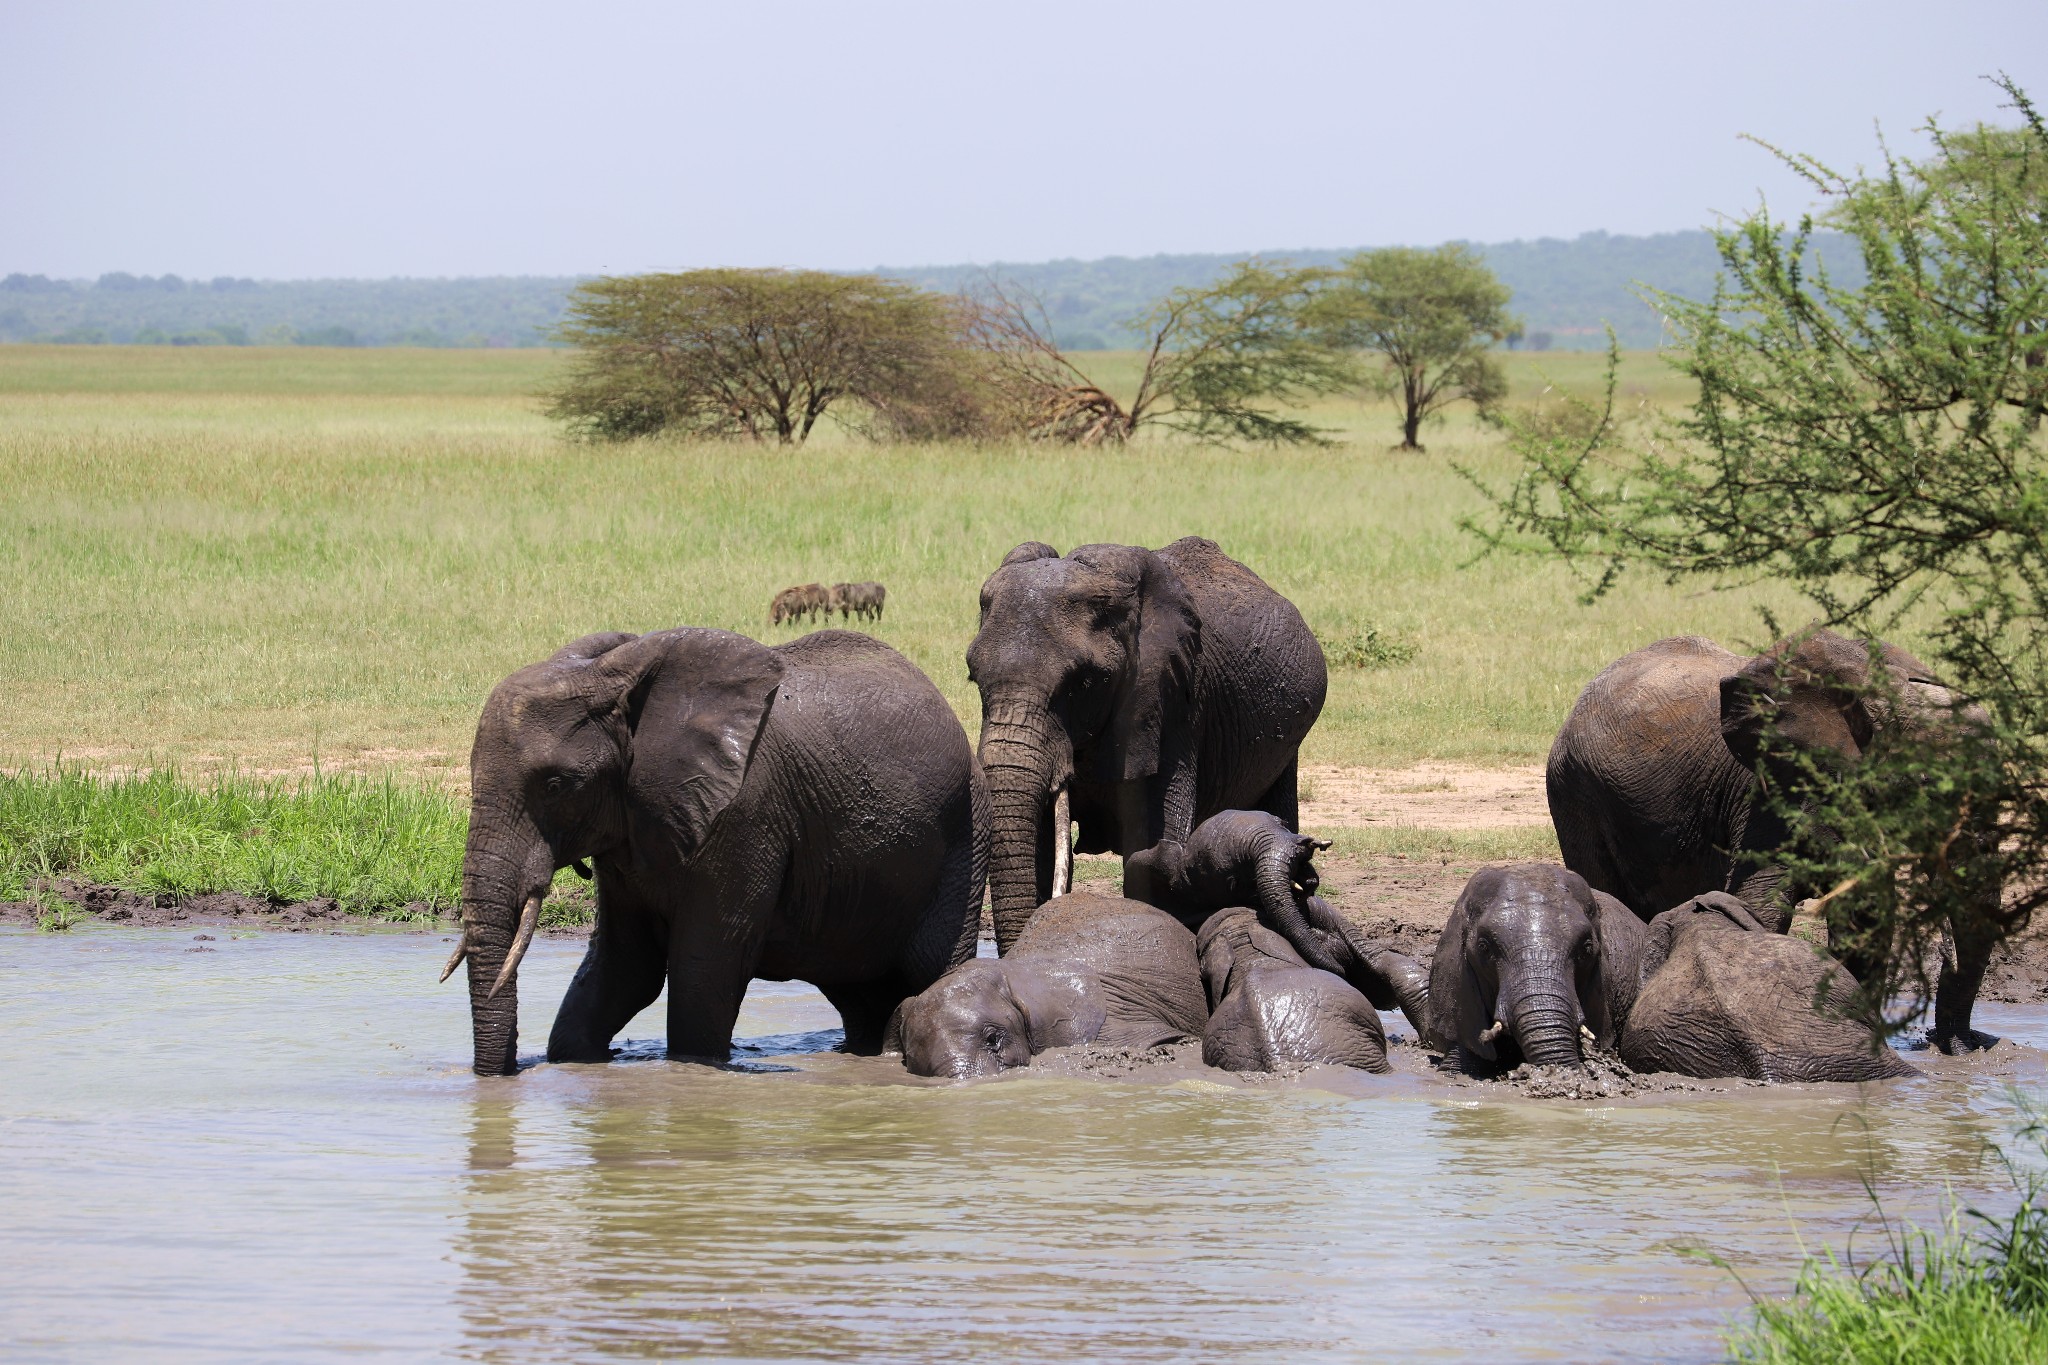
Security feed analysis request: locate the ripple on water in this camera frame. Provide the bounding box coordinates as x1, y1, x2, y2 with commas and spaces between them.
0, 925, 2042, 1362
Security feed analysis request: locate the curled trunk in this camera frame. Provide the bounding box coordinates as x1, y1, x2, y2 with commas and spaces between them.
1505, 990, 1585, 1069
1251, 834, 1346, 975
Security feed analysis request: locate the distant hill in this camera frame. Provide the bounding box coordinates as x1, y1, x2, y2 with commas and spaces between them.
0, 230, 1862, 351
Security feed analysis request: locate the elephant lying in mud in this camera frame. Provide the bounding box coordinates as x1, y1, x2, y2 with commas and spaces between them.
1621, 894, 1917, 1083
886, 893, 1207, 1078
1548, 628, 1998, 1053
1424, 864, 1644, 1076
1197, 909, 1391, 1073
968, 537, 1326, 953
1135, 809, 1431, 1033
445, 627, 986, 1076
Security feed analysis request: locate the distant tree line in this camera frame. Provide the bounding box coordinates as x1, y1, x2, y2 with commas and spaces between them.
0, 230, 1865, 352
547, 247, 1515, 449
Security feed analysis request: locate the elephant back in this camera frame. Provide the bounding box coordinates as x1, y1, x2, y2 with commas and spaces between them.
1014, 893, 1208, 1043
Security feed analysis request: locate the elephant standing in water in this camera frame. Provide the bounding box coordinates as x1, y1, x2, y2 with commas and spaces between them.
1621, 894, 1917, 1083
1424, 864, 1644, 1075
445, 627, 986, 1076
1547, 629, 1998, 1052
886, 893, 1208, 1078
967, 537, 1326, 953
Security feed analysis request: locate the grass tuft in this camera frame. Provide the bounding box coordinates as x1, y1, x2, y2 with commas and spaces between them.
0, 764, 466, 916
1725, 1103, 2048, 1362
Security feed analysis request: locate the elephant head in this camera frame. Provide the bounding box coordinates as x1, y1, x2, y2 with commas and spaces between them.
1719, 628, 1962, 778
966, 542, 1201, 952
884, 959, 1105, 1078
446, 628, 784, 1076
1427, 864, 1642, 1072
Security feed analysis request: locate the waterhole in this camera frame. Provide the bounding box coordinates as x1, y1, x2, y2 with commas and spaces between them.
2, 926, 2042, 1361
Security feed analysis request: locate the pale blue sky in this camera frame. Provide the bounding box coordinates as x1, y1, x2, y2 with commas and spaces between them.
5, 0, 2043, 278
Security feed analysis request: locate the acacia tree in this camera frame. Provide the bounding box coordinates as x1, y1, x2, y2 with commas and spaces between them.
546, 269, 960, 444
1312, 244, 1517, 450
1470, 77, 2048, 1038
965, 262, 1356, 445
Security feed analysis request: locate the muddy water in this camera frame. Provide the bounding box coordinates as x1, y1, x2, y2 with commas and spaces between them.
3, 927, 2043, 1362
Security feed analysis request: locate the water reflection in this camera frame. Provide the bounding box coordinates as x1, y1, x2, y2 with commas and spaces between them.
1, 927, 2042, 1363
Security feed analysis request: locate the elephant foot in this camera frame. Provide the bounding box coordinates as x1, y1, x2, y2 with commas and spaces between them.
544, 1041, 616, 1064
1930, 1027, 2002, 1055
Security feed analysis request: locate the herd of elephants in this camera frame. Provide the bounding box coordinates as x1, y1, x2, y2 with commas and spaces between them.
440, 535, 1992, 1083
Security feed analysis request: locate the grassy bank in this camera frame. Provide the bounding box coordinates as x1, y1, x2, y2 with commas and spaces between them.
1726, 1114, 2048, 1362
0, 344, 1799, 781
0, 766, 465, 916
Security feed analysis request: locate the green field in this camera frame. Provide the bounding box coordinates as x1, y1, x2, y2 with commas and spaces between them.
0, 342, 1779, 789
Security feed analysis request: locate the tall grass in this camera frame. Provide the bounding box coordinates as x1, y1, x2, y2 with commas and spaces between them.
1726, 1107, 2048, 1362
0, 344, 1802, 781
0, 765, 465, 914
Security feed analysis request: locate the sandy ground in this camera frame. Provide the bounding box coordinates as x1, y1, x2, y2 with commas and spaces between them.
1300, 762, 1549, 830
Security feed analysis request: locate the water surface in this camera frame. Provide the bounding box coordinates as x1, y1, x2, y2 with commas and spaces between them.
3, 925, 2043, 1361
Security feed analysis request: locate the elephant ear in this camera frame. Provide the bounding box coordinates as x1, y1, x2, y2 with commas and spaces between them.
881, 1001, 907, 1055
999, 541, 1059, 569
1720, 630, 1880, 771
1072, 545, 1201, 783
551, 631, 640, 663
595, 627, 785, 865
1582, 887, 1644, 1047
1427, 877, 1495, 1062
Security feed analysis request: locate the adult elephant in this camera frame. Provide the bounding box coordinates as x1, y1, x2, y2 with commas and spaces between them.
967, 537, 1326, 953
444, 627, 987, 1076
1547, 628, 1996, 1052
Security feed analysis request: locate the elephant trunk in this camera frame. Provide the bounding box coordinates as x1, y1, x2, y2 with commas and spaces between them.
1251, 832, 1347, 976
980, 698, 1072, 955
1501, 983, 1586, 1069
452, 807, 554, 1076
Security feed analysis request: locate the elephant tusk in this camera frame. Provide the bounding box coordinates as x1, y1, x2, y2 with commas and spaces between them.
1050, 784, 1072, 898
487, 894, 545, 1000
1581, 1024, 1596, 1044
1478, 1020, 1506, 1044
438, 931, 469, 984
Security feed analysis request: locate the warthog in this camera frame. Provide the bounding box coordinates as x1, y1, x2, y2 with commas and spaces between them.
832, 581, 887, 622
770, 582, 832, 626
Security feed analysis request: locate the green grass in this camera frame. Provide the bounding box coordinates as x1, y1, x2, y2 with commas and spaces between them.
0, 765, 466, 915
0, 343, 1805, 782
1725, 1112, 2048, 1363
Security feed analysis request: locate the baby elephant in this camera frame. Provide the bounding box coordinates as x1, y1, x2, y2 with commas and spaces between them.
1426, 863, 1644, 1075
886, 893, 1207, 1078
1621, 894, 1918, 1083
1198, 909, 1391, 1073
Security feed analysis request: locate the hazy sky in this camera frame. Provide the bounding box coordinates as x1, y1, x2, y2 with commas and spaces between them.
6, 1, 2044, 278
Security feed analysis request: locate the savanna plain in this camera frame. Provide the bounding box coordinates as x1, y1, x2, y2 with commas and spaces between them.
4, 344, 2043, 1362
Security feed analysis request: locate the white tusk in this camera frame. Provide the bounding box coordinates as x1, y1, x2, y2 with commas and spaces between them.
438, 930, 470, 984
1581, 1024, 1596, 1043
1049, 784, 1072, 898
1478, 1020, 1506, 1044
487, 894, 545, 1000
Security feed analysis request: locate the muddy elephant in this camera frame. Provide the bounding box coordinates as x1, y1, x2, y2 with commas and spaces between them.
445, 627, 987, 1076
1548, 628, 1997, 1052
1620, 893, 1918, 1083
1137, 808, 1431, 1031
885, 892, 1207, 1078
1424, 863, 1645, 1075
967, 536, 1327, 953
1197, 908, 1391, 1073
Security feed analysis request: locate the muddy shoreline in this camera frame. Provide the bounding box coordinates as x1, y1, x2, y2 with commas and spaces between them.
12, 851, 2048, 1005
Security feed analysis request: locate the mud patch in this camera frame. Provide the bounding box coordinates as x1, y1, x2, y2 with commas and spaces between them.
1030, 1038, 1202, 1079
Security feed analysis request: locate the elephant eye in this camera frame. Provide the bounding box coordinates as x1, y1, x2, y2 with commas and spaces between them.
983, 1026, 1007, 1052
543, 774, 567, 794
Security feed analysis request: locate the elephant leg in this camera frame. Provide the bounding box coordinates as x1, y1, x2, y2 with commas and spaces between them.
1931, 915, 2001, 1054
819, 979, 906, 1055
1254, 756, 1301, 832
548, 903, 669, 1063
665, 897, 773, 1065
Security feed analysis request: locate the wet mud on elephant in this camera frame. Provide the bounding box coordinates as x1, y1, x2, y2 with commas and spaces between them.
967, 536, 1327, 954
445, 627, 987, 1076
1197, 908, 1392, 1074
